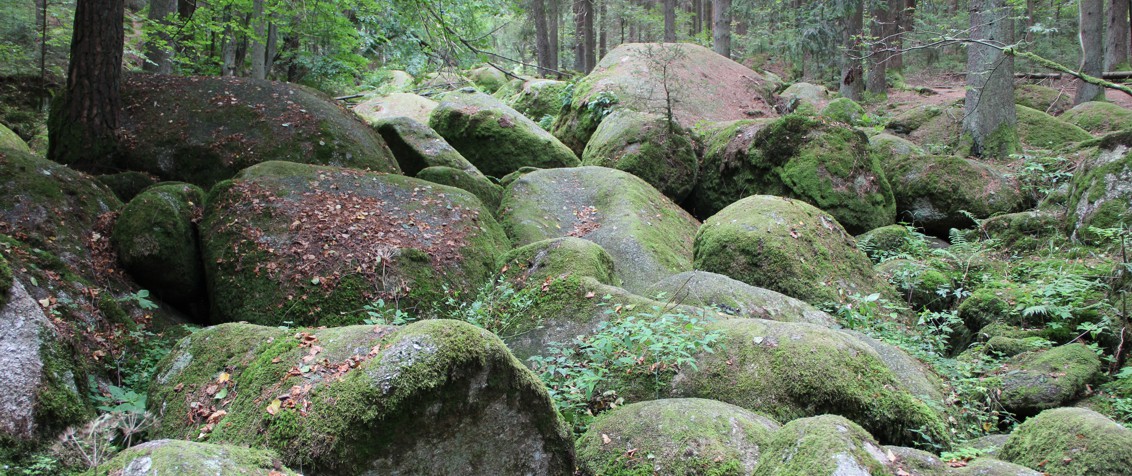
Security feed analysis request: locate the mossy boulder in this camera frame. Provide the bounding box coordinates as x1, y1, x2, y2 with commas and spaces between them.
500, 166, 699, 293
957, 287, 1017, 333
643, 271, 838, 327
856, 224, 920, 263
581, 109, 698, 202
693, 195, 895, 307
987, 343, 1101, 416
552, 43, 776, 155
1015, 104, 1092, 150
353, 92, 438, 125
820, 97, 869, 126
110, 74, 399, 188
498, 237, 620, 287
876, 259, 954, 311
201, 161, 509, 326
869, 132, 924, 167
506, 79, 569, 123
1068, 142, 1132, 241
778, 82, 831, 116
884, 154, 1025, 237
0, 253, 9, 308
670, 319, 949, 448
96, 171, 159, 203
1014, 83, 1072, 116
1062, 100, 1132, 134
0, 123, 31, 154
890, 103, 950, 135
89, 439, 299, 475
415, 166, 503, 212
576, 398, 779, 476
112, 183, 206, 308
430, 89, 579, 177
752, 415, 893, 475
147, 320, 575, 474
883, 446, 1041, 476
999, 407, 1132, 476
372, 116, 482, 178
981, 211, 1066, 251
467, 66, 508, 93
688, 115, 896, 234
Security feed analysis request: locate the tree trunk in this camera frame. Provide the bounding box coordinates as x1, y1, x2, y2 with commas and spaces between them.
533, 0, 553, 75
584, 0, 596, 71
691, 0, 701, 35
143, 0, 176, 73
867, 0, 890, 95
664, 0, 676, 41
574, 0, 585, 71
549, 0, 560, 70
1105, 0, 1130, 69
598, 0, 607, 59
963, 0, 1017, 159
48, 0, 125, 171
891, 0, 914, 71
250, 0, 267, 79
840, 0, 864, 101
1076, 0, 1106, 103
266, 21, 278, 74
712, 0, 730, 57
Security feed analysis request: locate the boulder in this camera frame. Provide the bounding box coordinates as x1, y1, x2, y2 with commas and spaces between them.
112, 183, 206, 309
1068, 140, 1132, 241
430, 89, 579, 177
201, 161, 509, 326
369, 69, 414, 94
981, 211, 1066, 251
552, 43, 776, 155
415, 166, 503, 212
499, 237, 620, 287
752, 415, 894, 475
576, 398, 778, 476
884, 446, 1042, 476
1014, 83, 1072, 116
688, 115, 896, 234
506, 79, 569, 123
499, 166, 699, 293
97, 171, 159, 203
91, 439, 299, 475
902, 103, 1086, 153
891, 103, 953, 136
988, 343, 1101, 416
353, 92, 438, 125
147, 320, 575, 475
670, 319, 948, 448
1062, 100, 1132, 134
372, 116, 482, 177
0, 123, 31, 154
778, 82, 831, 115
1015, 104, 1092, 150
884, 154, 1025, 237
580, 109, 698, 202
999, 407, 1132, 476
875, 259, 954, 311
108, 74, 400, 188
693, 195, 895, 307
869, 132, 924, 166
856, 224, 921, 263
820, 97, 870, 126
643, 271, 838, 327
467, 66, 508, 93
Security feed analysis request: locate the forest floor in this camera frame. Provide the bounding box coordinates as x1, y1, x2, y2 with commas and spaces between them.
887, 72, 1132, 118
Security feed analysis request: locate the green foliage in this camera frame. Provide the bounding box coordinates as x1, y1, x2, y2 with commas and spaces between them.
90, 380, 146, 414
1014, 153, 1074, 205
359, 299, 416, 326
528, 304, 721, 434
436, 277, 537, 340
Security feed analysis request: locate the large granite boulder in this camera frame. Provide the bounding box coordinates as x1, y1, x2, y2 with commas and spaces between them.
581, 109, 698, 202
999, 407, 1132, 476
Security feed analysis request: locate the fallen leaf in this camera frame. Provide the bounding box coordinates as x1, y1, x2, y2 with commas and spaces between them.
206, 410, 227, 424
173, 383, 184, 393
266, 399, 282, 415
217, 372, 230, 383
601, 433, 611, 444
585, 291, 596, 299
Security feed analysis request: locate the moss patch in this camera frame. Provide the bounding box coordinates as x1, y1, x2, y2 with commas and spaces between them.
1067, 143, 1132, 241
112, 182, 206, 307
89, 439, 298, 475
999, 407, 1132, 475
1015, 104, 1092, 150
415, 166, 503, 212
1062, 101, 1132, 134
505, 79, 569, 123
0, 123, 31, 154
883, 154, 1025, 237
988, 343, 1101, 416
753, 415, 891, 475
498, 237, 620, 287
1014, 83, 1072, 115
580, 109, 698, 202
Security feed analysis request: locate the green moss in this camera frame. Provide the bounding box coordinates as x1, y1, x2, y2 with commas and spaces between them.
1014, 83, 1072, 115
416, 166, 503, 212
889, 104, 946, 134
990, 343, 1101, 416
1015, 104, 1092, 150
1062, 100, 1132, 134
883, 154, 1024, 237
580, 109, 698, 202
0, 252, 10, 307
468, 66, 507, 93
112, 182, 206, 306
876, 259, 953, 312
958, 286, 1018, 333
984, 335, 1051, 357
90, 439, 297, 475
498, 237, 620, 287
0, 123, 31, 154
753, 415, 890, 475
35, 336, 92, 438
856, 224, 917, 263
506, 79, 570, 122
999, 407, 1132, 475
820, 97, 869, 126
1067, 144, 1132, 241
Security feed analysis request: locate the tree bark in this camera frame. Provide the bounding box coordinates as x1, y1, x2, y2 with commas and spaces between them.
598, 0, 607, 59
549, 0, 560, 70
143, 0, 177, 73
584, 0, 596, 70
712, 0, 730, 57
691, 0, 701, 35
664, 0, 676, 41
891, 0, 914, 71
963, 0, 1017, 160
48, 0, 125, 171
839, 0, 864, 101
867, 0, 891, 95
533, 0, 553, 75
1105, 0, 1130, 69
1076, 0, 1106, 103
250, 0, 267, 79
574, 0, 586, 71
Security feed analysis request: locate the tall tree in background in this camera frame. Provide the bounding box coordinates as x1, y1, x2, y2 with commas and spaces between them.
712, 0, 730, 57
890, 0, 914, 72
48, 0, 125, 171
573, 0, 594, 72
839, 0, 863, 100
1076, 0, 1105, 104
1104, 0, 1130, 70
963, 0, 1017, 159
867, 0, 897, 95
664, 0, 676, 42
143, 0, 176, 73
550, 0, 560, 70
249, 0, 267, 79
533, 0, 553, 75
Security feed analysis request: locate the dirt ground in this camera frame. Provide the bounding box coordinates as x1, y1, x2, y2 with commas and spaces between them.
885, 71, 1132, 118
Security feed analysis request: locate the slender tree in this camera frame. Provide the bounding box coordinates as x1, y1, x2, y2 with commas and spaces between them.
664, 0, 677, 41
1105, 0, 1130, 70
712, 0, 730, 57
839, 0, 864, 100
549, 0, 560, 69
249, 0, 267, 79
533, 0, 553, 75
143, 0, 177, 73
963, 0, 1017, 159
1076, 0, 1106, 104
867, 0, 894, 95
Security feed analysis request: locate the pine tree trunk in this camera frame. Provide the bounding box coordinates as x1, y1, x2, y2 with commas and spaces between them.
598, 0, 607, 59
250, 0, 267, 79
533, 0, 553, 75
48, 0, 125, 171
891, 0, 914, 72
1105, 0, 1130, 70
840, 0, 864, 101
574, 0, 585, 71
143, 0, 176, 73
866, 0, 890, 95
1076, 0, 1106, 103
712, 0, 730, 57
664, 0, 676, 41
584, 0, 596, 71
963, 0, 1017, 159
549, 0, 560, 70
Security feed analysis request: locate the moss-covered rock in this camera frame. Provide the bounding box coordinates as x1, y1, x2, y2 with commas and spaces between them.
987, 343, 1101, 416
856, 224, 920, 263
505, 79, 569, 123
981, 211, 1066, 251
109, 74, 399, 188
467, 66, 508, 93
999, 407, 1132, 475
1014, 83, 1072, 116
883, 446, 1042, 476
373, 116, 483, 178
1067, 142, 1132, 242
820, 97, 869, 126
581, 109, 698, 202
1062, 100, 1132, 134
689, 115, 896, 233
671, 319, 949, 448
500, 166, 699, 293
498, 237, 620, 287
643, 271, 837, 326
430, 89, 579, 178
884, 154, 1025, 237
148, 320, 575, 474
577, 398, 778, 476
752, 415, 893, 475
906, 103, 1087, 153
96, 171, 159, 203
0, 253, 10, 308
201, 161, 509, 326
890, 103, 950, 135
112, 183, 206, 308
552, 43, 777, 155
353, 92, 438, 125
1015, 104, 1092, 150
984, 335, 1051, 357
876, 259, 954, 311
693, 195, 895, 307
415, 166, 503, 212
778, 82, 831, 116
89, 439, 299, 475
869, 132, 924, 168
957, 287, 1017, 333
0, 123, 31, 154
